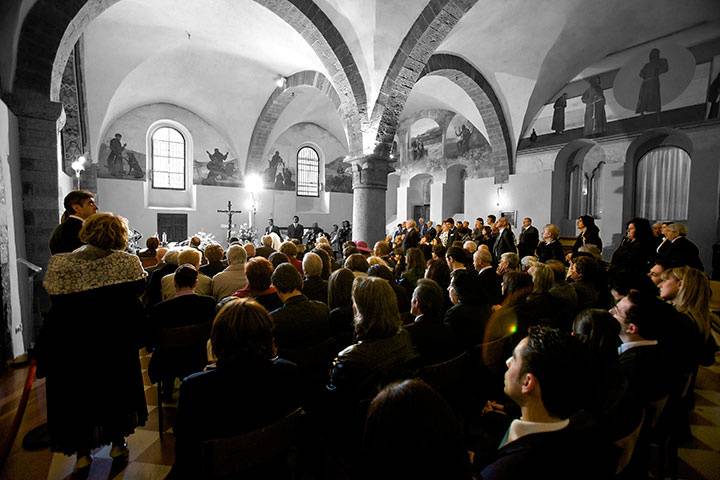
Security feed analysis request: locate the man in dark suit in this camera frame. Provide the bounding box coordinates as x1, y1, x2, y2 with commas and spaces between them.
479, 326, 615, 478
49, 190, 97, 254
406, 279, 459, 364
148, 264, 217, 399
473, 248, 502, 305
270, 263, 331, 355
265, 218, 281, 236
517, 217, 540, 259
445, 218, 459, 246
612, 290, 671, 405
658, 223, 704, 271
403, 219, 421, 250
287, 216, 304, 242
492, 216, 517, 262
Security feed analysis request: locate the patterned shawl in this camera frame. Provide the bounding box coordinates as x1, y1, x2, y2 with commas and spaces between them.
44, 245, 147, 295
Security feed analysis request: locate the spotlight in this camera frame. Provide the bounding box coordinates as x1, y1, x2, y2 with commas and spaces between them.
246, 173, 264, 193
275, 75, 287, 89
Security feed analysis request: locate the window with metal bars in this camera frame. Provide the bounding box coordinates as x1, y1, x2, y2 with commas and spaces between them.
296, 146, 320, 197
151, 126, 185, 190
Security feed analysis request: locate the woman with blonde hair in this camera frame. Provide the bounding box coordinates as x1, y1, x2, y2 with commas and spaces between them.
536, 223, 564, 263
659, 266, 718, 365
42, 213, 148, 471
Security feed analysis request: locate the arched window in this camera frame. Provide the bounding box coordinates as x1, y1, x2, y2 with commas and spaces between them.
297, 146, 320, 197
567, 146, 604, 219
635, 146, 690, 221
151, 126, 185, 190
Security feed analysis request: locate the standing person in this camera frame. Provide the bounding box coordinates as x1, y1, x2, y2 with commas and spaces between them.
287, 216, 304, 242
610, 218, 655, 273
570, 215, 602, 259
41, 213, 148, 471
403, 219, 420, 250
536, 224, 565, 263
657, 223, 704, 271
492, 217, 516, 262
49, 190, 98, 254
581, 76, 607, 136
552, 93, 568, 134
517, 217, 539, 259
265, 218, 281, 237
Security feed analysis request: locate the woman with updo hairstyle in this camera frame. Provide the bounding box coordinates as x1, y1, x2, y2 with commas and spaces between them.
172, 299, 301, 478
362, 379, 470, 479
42, 212, 148, 470
344, 252, 370, 277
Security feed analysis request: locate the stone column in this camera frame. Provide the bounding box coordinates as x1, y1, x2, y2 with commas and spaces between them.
346, 151, 395, 245
2, 89, 63, 269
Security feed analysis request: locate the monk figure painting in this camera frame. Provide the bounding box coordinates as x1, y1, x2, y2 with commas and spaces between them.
636, 48, 669, 116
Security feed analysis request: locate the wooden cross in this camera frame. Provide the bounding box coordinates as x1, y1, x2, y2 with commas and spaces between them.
217, 200, 242, 242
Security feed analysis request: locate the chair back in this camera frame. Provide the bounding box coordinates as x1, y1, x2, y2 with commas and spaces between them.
200, 407, 305, 479
158, 322, 212, 350
420, 351, 468, 394
614, 410, 645, 474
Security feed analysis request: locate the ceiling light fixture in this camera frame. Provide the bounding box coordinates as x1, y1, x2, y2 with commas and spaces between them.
275, 75, 287, 89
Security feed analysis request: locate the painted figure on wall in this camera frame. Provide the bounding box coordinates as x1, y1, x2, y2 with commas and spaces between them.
581, 76, 606, 136
107, 133, 126, 176
636, 48, 669, 117
552, 93, 567, 134
125, 152, 144, 178
707, 71, 720, 120
204, 148, 235, 184
325, 156, 352, 193
409, 118, 442, 162
455, 123, 472, 155
266, 151, 285, 184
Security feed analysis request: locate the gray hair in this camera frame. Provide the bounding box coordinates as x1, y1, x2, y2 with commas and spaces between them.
227, 244, 247, 265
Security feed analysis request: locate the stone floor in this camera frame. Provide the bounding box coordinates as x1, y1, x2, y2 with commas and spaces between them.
1, 351, 719, 479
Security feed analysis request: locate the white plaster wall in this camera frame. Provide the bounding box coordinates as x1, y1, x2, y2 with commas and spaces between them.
465, 172, 553, 231
98, 178, 353, 244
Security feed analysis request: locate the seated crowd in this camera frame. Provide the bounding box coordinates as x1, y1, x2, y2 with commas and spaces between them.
41, 209, 719, 479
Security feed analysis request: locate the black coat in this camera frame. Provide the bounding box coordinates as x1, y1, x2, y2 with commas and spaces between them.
618, 343, 671, 405
536, 240, 565, 263
265, 224, 281, 236
572, 228, 602, 254
148, 293, 217, 383
492, 229, 516, 261
302, 276, 329, 303
40, 280, 148, 454
479, 413, 616, 479
444, 302, 491, 347
406, 315, 460, 365
658, 236, 704, 271
49, 217, 84, 254
255, 245, 275, 258
287, 223, 305, 241
610, 239, 654, 272
172, 359, 301, 478
476, 267, 502, 306
517, 225, 539, 258
270, 295, 331, 353
403, 228, 421, 250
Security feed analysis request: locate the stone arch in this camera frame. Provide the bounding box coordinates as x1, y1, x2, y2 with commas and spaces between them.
622, 127, 693, 223
550, 139, 601, 235
246, 70, 353, 174
12, 0, 367, 138
421, 54, 513, 182
369, 0, 479, 151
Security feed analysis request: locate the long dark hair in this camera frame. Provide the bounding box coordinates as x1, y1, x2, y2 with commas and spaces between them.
579, 215, 599, 234
626, 217, 653, 244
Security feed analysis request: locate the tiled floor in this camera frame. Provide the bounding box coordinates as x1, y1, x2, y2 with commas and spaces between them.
1, 351, 719, 479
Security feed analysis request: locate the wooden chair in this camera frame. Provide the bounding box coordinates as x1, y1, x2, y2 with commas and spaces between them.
155, 322, 212, 438
200, 407, 305, 479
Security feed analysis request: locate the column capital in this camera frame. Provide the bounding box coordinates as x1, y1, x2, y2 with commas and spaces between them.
344, 150, 396, 190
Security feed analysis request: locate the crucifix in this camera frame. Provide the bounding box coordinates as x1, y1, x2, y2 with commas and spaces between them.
217, 200, 242, 242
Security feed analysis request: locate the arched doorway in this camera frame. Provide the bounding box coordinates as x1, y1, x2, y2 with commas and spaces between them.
445, 164, 467, 219
408, 173, 433, 222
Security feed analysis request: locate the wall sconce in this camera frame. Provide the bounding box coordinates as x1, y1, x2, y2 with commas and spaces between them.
496, 185, 503, 207
71, 155, 86, 189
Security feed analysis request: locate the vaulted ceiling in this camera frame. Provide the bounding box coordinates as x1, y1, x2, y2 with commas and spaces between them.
23, 0, 720, 168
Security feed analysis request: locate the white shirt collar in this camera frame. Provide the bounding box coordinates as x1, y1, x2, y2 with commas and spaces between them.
479, 265, 493, 273
69, 215, 84, 222
618, 339, 658, 355
501, 418, 570, 447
